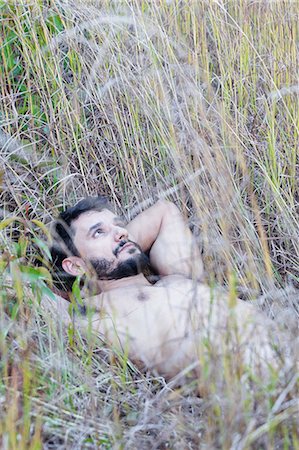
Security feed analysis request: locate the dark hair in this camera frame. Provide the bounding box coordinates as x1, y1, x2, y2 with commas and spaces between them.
50, 196, 113, 291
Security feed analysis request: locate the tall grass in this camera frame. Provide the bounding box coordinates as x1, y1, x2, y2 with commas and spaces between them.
0, 0, 298, 448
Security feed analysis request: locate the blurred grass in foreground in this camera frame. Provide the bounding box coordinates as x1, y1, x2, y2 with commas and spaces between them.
0, 0, 298, 448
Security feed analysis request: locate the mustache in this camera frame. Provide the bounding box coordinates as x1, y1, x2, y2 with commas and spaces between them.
113, 239, 141, 257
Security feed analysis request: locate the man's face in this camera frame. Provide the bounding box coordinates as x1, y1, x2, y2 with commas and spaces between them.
70, 209, 149, 279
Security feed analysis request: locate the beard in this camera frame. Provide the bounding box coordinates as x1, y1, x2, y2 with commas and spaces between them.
89, 240, 150, 280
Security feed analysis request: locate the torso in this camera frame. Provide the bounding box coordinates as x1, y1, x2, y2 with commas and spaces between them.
75, 275, 278, 378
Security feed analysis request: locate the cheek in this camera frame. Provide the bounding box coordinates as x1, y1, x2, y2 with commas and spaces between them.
81, 240, 109, 259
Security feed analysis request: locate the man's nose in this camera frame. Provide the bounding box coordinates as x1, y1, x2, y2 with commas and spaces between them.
114, 226, 128, 241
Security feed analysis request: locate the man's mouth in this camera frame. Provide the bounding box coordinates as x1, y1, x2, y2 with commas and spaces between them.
119, 242, 134, 253
114, 241, 136, 256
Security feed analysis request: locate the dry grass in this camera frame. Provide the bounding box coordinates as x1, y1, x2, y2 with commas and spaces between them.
0, 0, 298, 448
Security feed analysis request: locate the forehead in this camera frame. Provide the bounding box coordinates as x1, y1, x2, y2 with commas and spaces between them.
72, 209, 117, 236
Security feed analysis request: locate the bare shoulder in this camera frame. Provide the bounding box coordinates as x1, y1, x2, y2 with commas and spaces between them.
41, 293, 72, 324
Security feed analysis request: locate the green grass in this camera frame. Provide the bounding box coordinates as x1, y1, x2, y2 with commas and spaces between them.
0, 0, 298, 448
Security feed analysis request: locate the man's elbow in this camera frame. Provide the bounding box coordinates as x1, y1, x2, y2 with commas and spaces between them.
156, 199, 181, 220
157, 199, 178, 210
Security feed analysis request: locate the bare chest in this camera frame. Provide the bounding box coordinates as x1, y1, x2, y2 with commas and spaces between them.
90, 276, 203, 319
80, 277, 212, 351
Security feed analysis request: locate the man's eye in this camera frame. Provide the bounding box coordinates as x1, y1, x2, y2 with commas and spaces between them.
93, 229, 103, 237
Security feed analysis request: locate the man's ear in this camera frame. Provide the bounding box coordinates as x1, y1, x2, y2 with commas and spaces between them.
62, 256, 87, 276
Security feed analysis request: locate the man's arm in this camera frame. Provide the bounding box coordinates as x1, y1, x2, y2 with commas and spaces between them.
126, 200, 203, 280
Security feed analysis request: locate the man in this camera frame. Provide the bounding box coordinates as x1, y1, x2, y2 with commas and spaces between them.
49, 196, 285, 380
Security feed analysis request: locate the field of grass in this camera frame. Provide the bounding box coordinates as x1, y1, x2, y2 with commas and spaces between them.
0, 0, 298, 448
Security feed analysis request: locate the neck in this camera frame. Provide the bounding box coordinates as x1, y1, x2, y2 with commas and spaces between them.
96, 273, 151, 293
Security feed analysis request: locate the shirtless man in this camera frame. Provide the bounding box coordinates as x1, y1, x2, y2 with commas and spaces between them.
50, 196, 285, 380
